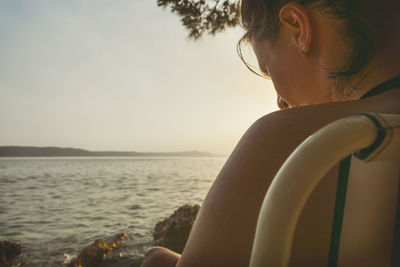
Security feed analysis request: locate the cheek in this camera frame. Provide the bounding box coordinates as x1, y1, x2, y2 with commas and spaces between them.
270, 49, 326, 106
268, 52, 301, 105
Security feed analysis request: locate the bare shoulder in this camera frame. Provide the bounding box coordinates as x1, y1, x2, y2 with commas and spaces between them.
177, 105, 344, 267
177, 90, 400, 267
234, 99, 363, 162
247, 89, 400, 152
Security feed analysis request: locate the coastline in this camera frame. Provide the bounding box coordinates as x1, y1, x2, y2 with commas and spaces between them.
0, 146, 219, 158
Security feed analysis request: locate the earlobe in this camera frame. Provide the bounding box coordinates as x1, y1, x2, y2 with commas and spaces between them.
279, 2, 312, 55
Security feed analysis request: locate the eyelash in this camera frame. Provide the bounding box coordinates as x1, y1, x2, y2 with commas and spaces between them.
243, 62, 271, 79
237, 39, 271, 79
260, 68, 271, 79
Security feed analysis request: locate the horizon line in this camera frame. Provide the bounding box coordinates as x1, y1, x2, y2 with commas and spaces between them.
0, 145, 227, 157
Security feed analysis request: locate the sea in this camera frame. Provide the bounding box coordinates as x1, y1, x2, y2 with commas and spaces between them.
0, 157, 226, 266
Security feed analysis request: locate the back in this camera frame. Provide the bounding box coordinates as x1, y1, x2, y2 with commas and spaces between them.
340, 157, 399, 266
290, 157, 400, 266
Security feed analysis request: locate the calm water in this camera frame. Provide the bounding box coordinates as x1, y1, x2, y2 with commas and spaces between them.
0, 157, 226, 266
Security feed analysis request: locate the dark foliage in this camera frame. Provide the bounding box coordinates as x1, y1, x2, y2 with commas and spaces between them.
157, 0, 239, 39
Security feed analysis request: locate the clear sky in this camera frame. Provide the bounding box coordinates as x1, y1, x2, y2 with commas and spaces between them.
0, 0, 277, 155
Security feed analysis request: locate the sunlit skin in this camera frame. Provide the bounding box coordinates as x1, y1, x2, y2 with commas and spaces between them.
253, 2, 399, 108
141, 2, 400, 267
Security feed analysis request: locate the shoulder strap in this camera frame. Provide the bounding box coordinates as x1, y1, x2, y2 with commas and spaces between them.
329, 76, 400, 266
328, 155, 351, 267
328, 113, 400, 266
360, 75, 400, 100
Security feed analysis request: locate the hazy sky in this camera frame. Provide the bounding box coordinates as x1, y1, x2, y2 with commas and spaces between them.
0, 0, 277, 155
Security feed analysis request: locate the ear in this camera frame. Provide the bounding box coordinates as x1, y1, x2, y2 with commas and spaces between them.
279, 2, 312, 55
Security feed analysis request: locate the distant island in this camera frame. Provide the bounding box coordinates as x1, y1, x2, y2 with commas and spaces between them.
0, 146, 216, 157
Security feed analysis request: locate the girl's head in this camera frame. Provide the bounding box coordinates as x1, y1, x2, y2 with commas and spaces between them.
238, 0, 399, 107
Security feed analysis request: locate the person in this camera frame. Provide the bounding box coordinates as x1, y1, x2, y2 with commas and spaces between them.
141, 0, 400, 266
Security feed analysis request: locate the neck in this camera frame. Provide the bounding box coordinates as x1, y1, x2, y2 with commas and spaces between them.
332, 48, 400, 101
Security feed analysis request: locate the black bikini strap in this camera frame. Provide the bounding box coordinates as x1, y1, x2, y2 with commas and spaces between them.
360, 75, 400, 99
328, 74, 400, 266
328, 155, 351, 267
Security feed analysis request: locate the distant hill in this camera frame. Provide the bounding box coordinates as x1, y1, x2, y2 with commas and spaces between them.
0, 146, 216, 157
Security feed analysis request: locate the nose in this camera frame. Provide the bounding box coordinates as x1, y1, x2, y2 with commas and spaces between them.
277, 95, 290, 109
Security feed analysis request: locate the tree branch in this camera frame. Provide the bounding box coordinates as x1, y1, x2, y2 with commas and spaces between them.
157, 0, 239, 39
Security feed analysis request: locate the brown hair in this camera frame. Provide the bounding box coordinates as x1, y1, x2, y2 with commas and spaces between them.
237, 0, 398, 93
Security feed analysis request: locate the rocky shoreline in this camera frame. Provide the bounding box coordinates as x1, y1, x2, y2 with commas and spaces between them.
1, 204, 200, 267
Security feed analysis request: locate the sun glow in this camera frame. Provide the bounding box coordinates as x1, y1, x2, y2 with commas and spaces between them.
0, 0, 277, 155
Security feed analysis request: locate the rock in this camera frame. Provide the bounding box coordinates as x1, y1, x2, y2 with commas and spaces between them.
0, 241, 22, 267
67, 233, 127, 267
153, 204, 200, 253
